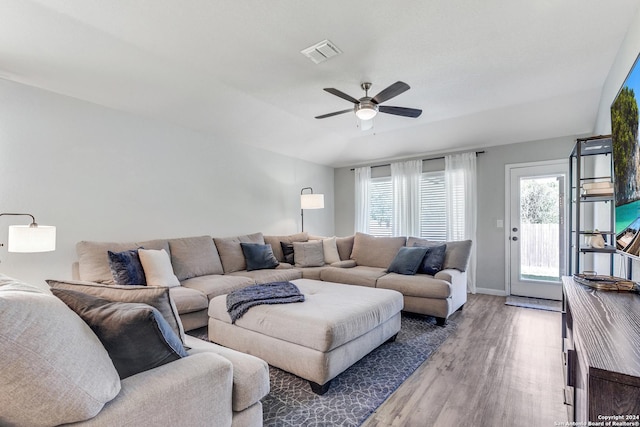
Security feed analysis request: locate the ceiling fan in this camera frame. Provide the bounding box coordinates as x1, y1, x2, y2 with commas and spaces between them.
315, 81, 422, 122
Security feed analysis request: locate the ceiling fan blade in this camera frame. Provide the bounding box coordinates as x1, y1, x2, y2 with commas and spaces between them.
315, 109, 353, 119
378, 106, 422, 118
323, 88, 360, 104
371, 81, 410, 104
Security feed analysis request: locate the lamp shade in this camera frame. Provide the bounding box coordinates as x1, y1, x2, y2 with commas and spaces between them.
8, 225, 56, 252
300, 193, 324, 210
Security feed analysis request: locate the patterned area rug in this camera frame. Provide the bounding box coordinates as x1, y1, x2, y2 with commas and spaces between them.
188, 313, 457, 427
505, 295, 562, 312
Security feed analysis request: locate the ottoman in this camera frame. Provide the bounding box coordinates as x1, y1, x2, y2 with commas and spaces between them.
208, 278, 403, 394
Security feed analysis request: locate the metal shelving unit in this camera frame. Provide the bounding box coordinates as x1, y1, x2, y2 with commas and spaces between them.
568, 135, 615, 275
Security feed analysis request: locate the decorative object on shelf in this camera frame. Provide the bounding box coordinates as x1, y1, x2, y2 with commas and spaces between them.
0, 213, 56, 253
572, 272, 636, 292
300, 187, 324, 232
583, 230, 605, 248
581, 182, 613, 197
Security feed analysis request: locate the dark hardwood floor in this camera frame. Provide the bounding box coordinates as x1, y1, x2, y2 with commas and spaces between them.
362, 294, 567, 427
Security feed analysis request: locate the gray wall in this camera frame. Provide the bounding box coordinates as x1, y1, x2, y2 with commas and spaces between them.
0, 79, 334, 285
334, 136, 575, 294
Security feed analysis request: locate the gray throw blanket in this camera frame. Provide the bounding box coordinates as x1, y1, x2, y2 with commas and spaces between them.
226, 281, 304, 324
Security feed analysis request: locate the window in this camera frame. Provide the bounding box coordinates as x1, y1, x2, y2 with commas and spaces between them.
369, 177, 393, 236
420, 171, 446, 240
367, 171, 446, 239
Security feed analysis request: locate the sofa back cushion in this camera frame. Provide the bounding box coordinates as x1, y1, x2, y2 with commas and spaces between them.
77, 239, 170, 284
336, 235, 355, 261
351, 232, 407, 268
169, 236, 224, 280
264, 232, 308, 263
0, 275, 121, 427
407, 237, 472, 272
213, 232, 265, 273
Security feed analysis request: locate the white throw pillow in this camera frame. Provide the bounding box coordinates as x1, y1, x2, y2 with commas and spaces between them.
322, 237, 341, 264
138, 249, 181, 288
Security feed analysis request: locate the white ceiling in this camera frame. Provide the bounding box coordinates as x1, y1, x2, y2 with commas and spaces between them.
1, 0, 638, 167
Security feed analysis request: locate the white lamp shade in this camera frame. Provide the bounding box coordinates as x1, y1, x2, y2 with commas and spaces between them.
301, 193, 324, 210
8, 225, 56, 252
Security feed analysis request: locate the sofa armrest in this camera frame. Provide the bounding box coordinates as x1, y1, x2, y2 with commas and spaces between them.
330, 260, 357, 268
73, 353, 233, 427
434, 268, 464, 285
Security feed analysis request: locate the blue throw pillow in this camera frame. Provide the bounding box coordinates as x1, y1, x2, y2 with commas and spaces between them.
51, 288, 187, 379
108, 248, 146, 286
240, 243, 280, 271
387, 246, 429, 275
417, 244, 447, 275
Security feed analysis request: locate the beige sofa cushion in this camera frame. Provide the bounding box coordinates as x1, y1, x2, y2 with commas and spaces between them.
169, 236, 224, 280
407, 237, 473, 272
214, 232, 265, 273
77, 239, 170, 284
181, 274, 255, 300
264, 232, 308, 262
376, 273, 452, 299
169, 286, 209, 314
185, 335, 270, 412
229, 268, 302, 284
350, 232, 406, 268
320, 265, 388, 288
0, 275, 121, 427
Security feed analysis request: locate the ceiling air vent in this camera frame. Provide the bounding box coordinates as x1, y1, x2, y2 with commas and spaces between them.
301, 40, 342, 64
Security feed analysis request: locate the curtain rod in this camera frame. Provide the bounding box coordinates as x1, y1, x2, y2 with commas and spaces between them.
349, 151, 485, 171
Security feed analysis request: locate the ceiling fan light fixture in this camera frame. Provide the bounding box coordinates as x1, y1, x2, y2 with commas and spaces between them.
354, 101, 378, 120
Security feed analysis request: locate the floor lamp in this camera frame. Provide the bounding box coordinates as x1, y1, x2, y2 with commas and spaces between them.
300, 187, 324, 232
0, 213, 56, 255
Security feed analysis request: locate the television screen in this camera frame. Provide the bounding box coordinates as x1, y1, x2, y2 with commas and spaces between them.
613, 52, 640, 256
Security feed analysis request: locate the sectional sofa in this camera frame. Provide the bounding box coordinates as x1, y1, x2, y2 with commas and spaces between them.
0, 274, 269, 427
74, 231, 471, 327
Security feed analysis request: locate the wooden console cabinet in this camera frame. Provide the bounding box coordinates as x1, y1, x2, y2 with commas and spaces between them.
562, 276, 640, 422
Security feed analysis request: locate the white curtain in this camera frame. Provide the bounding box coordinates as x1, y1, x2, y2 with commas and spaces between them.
354, 166, 371, 233
445, 152, 477, 293
391, 159, 422, 237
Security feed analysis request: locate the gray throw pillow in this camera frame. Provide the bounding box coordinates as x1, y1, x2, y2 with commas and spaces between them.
46, 279, 185, 344
52, 289, 187, 379
387, 246, 429, 275
240, 243, 280, 271
293, 240, 325, 267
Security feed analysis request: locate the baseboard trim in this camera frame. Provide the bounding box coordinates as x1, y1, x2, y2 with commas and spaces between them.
475, 287, 508, 297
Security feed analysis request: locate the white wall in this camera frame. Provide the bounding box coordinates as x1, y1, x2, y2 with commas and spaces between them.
593, 5, 640, 279
0, 79, 334, 285
334, 136, 576, 294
